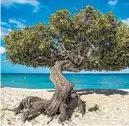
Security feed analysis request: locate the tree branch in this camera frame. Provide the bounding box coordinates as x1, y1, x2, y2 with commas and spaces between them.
60, 43, 71, 58
65, 67, 81, 72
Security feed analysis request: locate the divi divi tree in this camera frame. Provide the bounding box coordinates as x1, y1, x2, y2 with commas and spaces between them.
4, 6, 129, 123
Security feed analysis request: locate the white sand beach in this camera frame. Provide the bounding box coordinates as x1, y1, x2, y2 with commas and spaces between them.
0, 87, 129, 126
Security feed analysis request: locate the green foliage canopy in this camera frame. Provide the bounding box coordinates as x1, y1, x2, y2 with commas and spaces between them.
4, 6, 129, 71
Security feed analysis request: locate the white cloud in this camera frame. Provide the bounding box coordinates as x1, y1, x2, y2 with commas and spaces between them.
0, 27, 12, 40
33, 6, 40, 13
9, 19, 25, 28
0, 46, 6, 54
122, 18, 129, 25
1, 18, 26, 39
108, 0, 118, 6
33, 5, 49, 13
1, 22, 8, 27
19, 18, 26, 23
1, 0, 42, 13
1, 0, 39, 7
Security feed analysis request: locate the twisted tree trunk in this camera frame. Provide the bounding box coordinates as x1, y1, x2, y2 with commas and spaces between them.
47, 61, 74, 122
14, 61, 85, 123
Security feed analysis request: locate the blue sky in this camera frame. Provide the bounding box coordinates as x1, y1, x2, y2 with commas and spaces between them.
1, 0, 129, 73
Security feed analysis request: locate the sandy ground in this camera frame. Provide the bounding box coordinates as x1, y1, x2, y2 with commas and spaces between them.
0, 87, 129, 126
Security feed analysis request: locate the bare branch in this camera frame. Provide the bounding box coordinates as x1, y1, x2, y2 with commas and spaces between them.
65, 68, 81, 72
85, 36, 96, 50
60, 43, 71, 58
87, 48, 93, 58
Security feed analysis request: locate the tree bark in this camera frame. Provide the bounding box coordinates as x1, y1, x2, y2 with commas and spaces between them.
14, 60, 85, 123
46, 61, 73, 117
47, 60, 85, 122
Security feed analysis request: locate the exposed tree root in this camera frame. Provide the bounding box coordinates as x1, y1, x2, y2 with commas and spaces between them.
14, 91, 85, 123
14, 61, 86, 123
14, 96, 48, 115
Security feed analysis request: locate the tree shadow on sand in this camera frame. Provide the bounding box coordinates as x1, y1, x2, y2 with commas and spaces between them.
48, 89, 129, 96
75, 89, 129, 96
66, 98, 86, 120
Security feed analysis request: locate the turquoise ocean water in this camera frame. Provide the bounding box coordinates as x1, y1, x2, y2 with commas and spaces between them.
1, 74, 129, 89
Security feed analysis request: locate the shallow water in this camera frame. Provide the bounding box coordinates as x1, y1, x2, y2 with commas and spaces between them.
1, 74, 129, 89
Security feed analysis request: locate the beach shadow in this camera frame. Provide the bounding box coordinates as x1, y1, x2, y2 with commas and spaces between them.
66, 98, 86, 120
48, 89, 129, 96
75, 89, 129, 96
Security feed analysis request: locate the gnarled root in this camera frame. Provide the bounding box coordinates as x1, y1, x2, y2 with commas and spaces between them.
22, 104, 45, 122
14, 90, 85, 123
14, 61, 85, 123
14, 96, 46, 115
